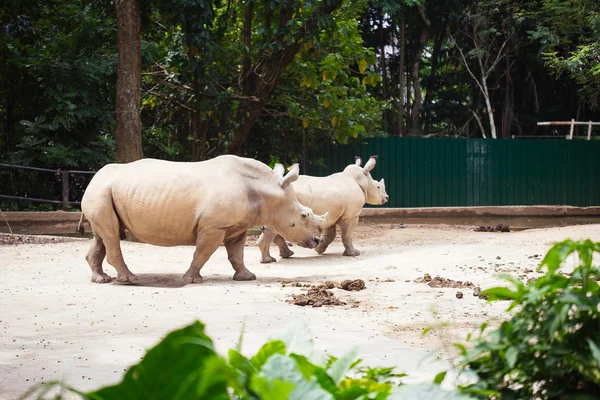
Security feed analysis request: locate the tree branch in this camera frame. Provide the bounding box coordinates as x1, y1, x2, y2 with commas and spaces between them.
450, 33, 487, 97
471, 110, 487, 138
143, 90, 193, 112
486, 33, 513, 76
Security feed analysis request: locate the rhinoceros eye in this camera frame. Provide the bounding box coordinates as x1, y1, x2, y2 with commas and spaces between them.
291, 223, 296, 227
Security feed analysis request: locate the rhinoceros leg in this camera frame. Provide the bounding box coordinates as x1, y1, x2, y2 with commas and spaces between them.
182, 230, 225, 284
225, 232, 257, 281
103, 235, 137, 282
86, 235, 112, 283
340, 217, 360, 256
315, 225, 336, 254
86, 201, 136, 283
257, 227, 278, 263
274, 235, 294, 258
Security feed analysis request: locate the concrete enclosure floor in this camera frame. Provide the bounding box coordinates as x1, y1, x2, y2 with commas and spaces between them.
1, 222, 599, 398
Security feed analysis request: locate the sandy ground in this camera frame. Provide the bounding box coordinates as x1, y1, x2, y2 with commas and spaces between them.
1, 222, 599, 399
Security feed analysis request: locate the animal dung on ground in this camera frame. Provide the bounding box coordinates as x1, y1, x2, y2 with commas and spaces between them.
339, 279, 366, 291
413, 274, 475, 289
456, 291, 463, 299
474, 224, 510, 233
284, 279, 365, 307
289, 288, 346, 307
390, 224, 406, 229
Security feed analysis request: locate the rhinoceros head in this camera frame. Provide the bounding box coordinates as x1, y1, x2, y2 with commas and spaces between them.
351, 156, 389, 206
271, 163, 328, 248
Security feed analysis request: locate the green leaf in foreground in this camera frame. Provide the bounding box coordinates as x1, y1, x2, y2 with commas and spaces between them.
249, 376, 295, 400
250, 340, 287, 369
271, 320, 314, 357
327, 346, 359, 384
86, 321, 228, 400
390, 383, 473, 399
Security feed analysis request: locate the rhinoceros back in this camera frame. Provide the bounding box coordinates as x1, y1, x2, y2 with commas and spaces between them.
292, 173, 365, 225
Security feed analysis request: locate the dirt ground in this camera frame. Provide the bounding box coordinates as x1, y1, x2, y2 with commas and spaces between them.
1, 222, 599, 398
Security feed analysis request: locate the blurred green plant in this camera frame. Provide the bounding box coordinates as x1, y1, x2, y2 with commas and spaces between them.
458, 239, 600, 399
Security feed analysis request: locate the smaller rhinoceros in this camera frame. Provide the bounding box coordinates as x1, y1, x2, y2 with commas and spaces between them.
78, 155, 327, 284
257, 155, 388, 262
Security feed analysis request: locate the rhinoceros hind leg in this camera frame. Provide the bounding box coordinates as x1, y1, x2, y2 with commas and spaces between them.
261, 255, 277, 264
274, 235, 294, 258
315, 225, 336, 254
103, 236, 137, 283
340, 217, 360, 257
233, 269, 257, 281
182, 271, 204, 284
91, 272, 112, 283
183, 229, 226, 284
257, 227, 278, 263
343, 248, 361, 257
226, 231, 256, 281
86, 235, 113, 283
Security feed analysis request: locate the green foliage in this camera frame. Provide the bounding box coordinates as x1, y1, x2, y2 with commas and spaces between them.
21, 320, 469, 400
518, 0, 600, 108
458, 239, 600, 399
0, 0, 116, 169
87, 321, 229, 399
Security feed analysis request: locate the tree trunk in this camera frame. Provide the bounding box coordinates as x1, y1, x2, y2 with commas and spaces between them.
241, 0, 254, 93
228, 45, 299, 155
481, 73, 497, 139
115, 0, 143, 163
409, 7, 430, 135
501, 56, 514, 138
397, 12, 405, 137
423, 20, 448, 132
379, 12, 388, 133
227, 0, 340, 155
379, 13, 388, 100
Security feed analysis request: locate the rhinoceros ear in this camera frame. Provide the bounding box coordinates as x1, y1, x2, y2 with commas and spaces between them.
354, 156, 362, 166
363, 155, 378, 175
273, 163, 285, 177
281, 163, 299, 188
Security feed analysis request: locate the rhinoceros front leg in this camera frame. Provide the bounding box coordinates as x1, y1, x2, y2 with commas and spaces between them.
85, 235, 112, 283
340, 217, 360, 256
225, 231, 256, 281
257, 227, 278, 263
273, 235, 294, 258
183, 230, 226, 284
315, 225, 336, 254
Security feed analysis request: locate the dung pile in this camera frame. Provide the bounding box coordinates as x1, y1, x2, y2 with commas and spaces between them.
413, 273, 475, 289
475, 224, 510, 233
284, 279, 366, 307
289, 287, 346, 307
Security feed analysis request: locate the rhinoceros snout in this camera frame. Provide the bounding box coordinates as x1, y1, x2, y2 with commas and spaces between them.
305, 237, 320, 249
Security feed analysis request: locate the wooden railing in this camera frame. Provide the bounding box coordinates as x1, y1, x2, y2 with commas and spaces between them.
0, 163, 96, 210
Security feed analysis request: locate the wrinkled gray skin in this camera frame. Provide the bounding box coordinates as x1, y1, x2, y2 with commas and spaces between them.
78, 155, 327, 284
257, 155, 389, 262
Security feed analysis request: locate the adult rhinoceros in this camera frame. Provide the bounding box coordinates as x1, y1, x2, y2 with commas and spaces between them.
257, 155, 388, 262
77, 155, 327, 284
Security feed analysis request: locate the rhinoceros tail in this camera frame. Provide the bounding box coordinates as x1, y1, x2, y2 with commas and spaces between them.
110, 198, 127, 241
76, 213, 85, 236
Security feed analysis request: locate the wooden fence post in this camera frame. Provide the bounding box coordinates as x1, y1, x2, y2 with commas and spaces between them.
61, 171, 69, 210
569, 118, 575, 140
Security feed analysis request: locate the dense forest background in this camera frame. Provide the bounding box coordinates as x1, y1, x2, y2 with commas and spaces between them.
1, 0, 599, 172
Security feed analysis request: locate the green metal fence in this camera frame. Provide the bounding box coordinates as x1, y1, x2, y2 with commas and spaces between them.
305, 138, 600, 207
